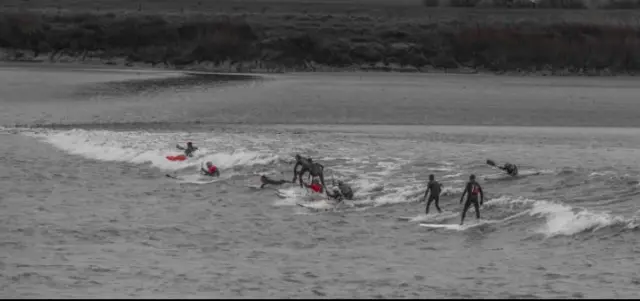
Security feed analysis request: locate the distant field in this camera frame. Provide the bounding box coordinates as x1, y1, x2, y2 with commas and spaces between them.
6, 0, 640, 22
2, 0, 640, 74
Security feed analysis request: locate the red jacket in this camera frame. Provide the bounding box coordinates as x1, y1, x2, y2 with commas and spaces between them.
310, 183, 322, 193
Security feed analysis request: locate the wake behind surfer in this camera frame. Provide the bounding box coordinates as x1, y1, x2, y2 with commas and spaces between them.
421, 174, 443, 215
459, 174, 484, 225
260, 175, 288, 189
177, 142, 198, 157
201, 161, 220, 177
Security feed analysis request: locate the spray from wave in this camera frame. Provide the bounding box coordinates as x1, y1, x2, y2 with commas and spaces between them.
23, 129, 279, 171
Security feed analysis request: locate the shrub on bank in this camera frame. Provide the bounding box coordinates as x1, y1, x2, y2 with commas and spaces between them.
424, 0, 640, 8
2, 11, 640, 74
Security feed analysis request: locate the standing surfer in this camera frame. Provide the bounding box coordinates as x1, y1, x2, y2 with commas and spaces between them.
421, 174, 443, 215
292, 154, 327, 190
459, 174, 484, 225
177, 142, 198, 157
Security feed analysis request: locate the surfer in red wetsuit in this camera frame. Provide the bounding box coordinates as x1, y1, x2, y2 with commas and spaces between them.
304, 177, 324, 194
176, 142, 198, 157
459, 174, 484, 225
201, 161, 220, 177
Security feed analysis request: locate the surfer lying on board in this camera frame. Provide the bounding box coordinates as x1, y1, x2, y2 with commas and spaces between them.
421, 174, 443, 215
201, 161, 220, 177
459, 174, 484, 225
177, 142, 198, 157
260, 175, 288, 189
487, 159, 518, 176
326, 179, 354, 202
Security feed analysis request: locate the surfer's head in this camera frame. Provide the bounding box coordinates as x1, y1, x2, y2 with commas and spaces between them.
469, 174, 476, 181
187, 142, 193, 147
429, 174, 435, 181
312, 178, 319, 184
295, 154, 301, 161
206, 161, 213, 167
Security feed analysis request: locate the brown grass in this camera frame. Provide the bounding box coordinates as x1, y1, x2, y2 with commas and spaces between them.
2, 0, 640, 74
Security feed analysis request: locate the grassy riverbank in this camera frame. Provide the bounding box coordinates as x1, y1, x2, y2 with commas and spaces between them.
2, 0, 640, 75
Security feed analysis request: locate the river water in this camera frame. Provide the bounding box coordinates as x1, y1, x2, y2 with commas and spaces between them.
1, 65, 639, 298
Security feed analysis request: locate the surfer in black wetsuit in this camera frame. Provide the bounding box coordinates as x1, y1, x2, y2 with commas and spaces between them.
326, 179, 354, 202
260, 175, 288, 189
459, 174, 484, 225
292, 154, 312, 183
292, 154, 327, 189
499, 163, 518, 176
486, 159, 518, 176
177, 142, 198, 157
421, 174, 443, 215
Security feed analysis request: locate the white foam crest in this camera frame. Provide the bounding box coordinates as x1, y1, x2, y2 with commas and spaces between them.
26, 129, 279, 171
443, 173, 462, 179
589, 171, 617, 177
363, 184, 424, 207
351, 178, 385, 194
441, 186, 464, 196
529, 200, 629, 237
482, 196, 537, 208
28, 129, 193, 170
428, 166, 454, 172
199, 151, 279, 170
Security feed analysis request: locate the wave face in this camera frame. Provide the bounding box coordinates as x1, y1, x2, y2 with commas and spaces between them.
3, 68, 640, 298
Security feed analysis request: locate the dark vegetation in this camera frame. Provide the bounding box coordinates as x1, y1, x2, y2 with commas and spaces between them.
2, 0, 640, 74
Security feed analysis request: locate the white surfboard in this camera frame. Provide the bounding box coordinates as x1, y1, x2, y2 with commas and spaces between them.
484, 170, 541, 181
296, 200, 337, 210
420, 220, 490, 231
166, 174, 218, 184
398, 212, 458, 223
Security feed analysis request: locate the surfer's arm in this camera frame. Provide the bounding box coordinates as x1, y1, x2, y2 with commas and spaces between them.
459, 184, 468, 204
422, 187, 430, 201
176, 144, 185, 150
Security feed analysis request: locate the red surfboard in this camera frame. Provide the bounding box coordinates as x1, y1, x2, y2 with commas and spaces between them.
166, 154, 187, 161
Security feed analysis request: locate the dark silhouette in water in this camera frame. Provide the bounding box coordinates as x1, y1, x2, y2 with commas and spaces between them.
260, 175, 288, 189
